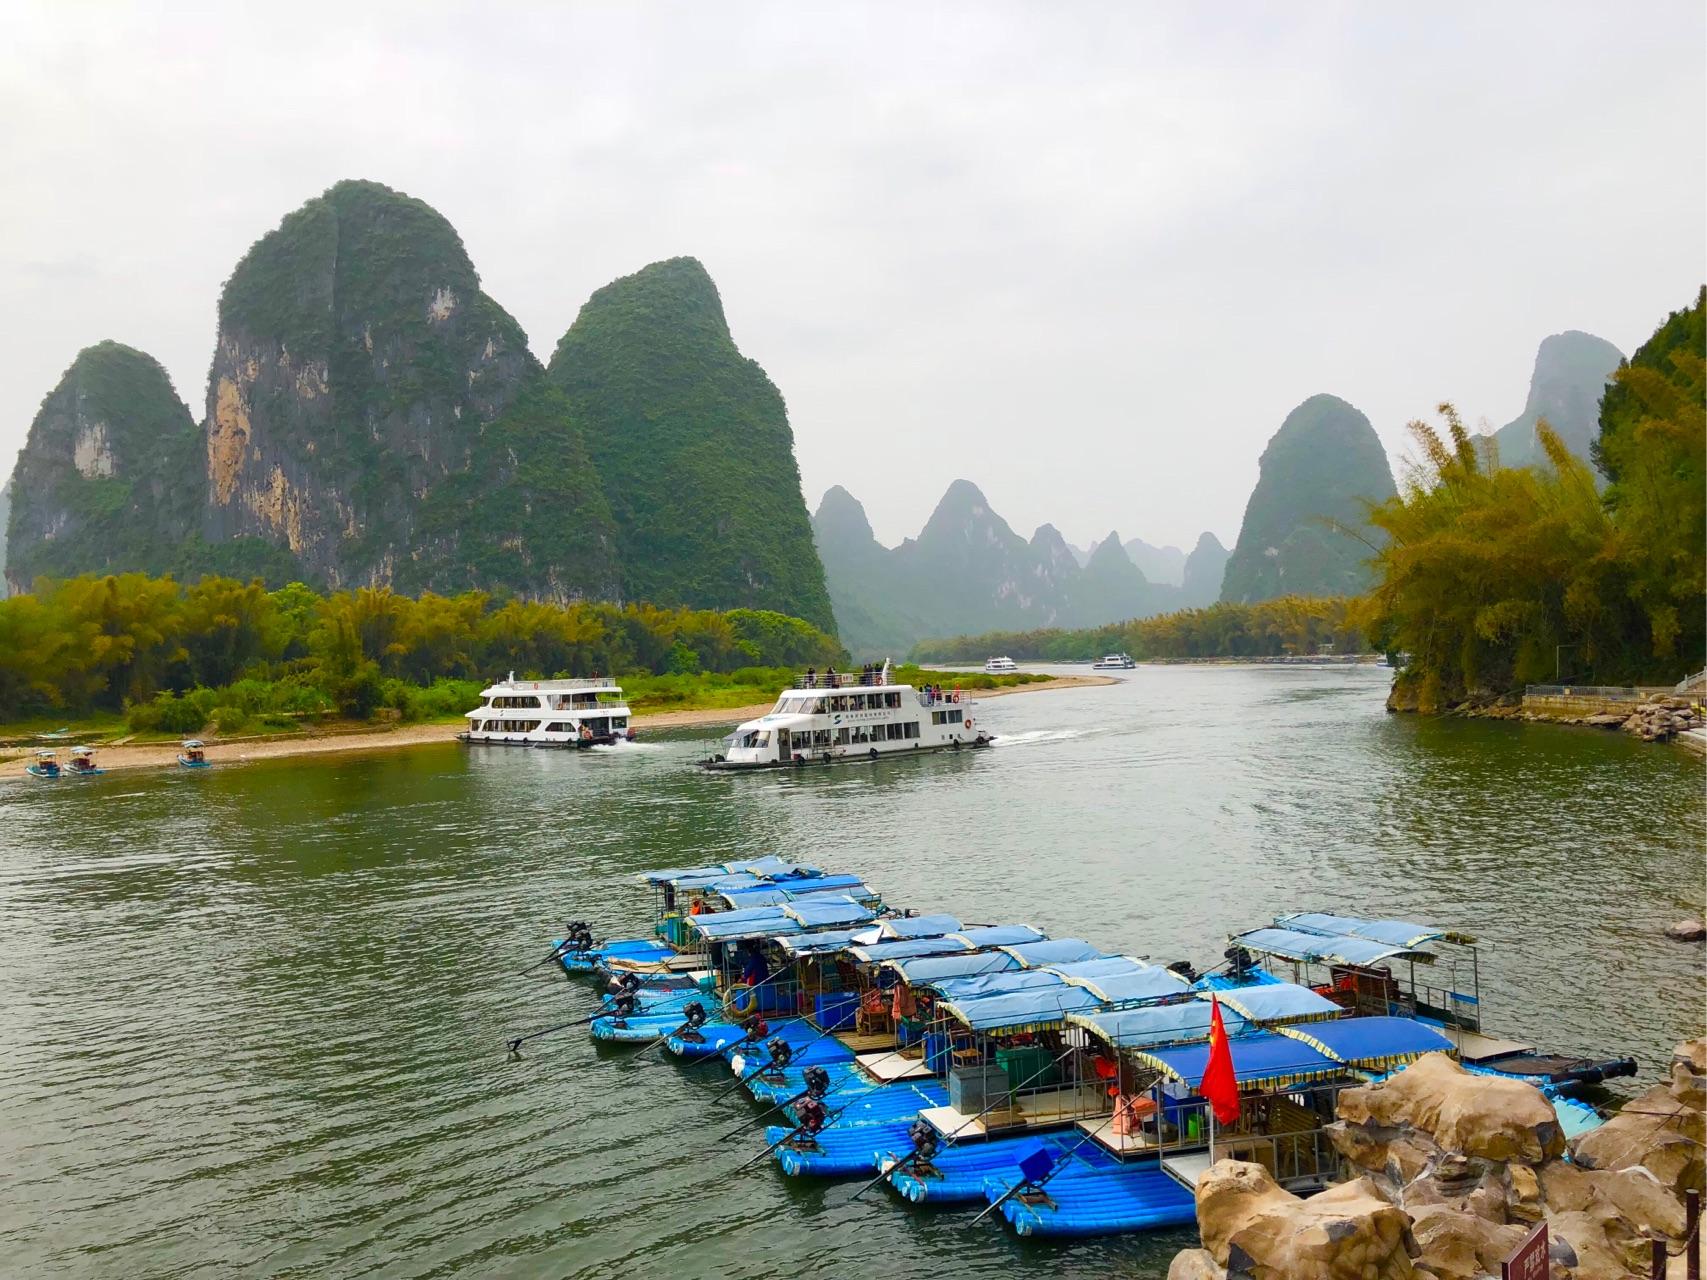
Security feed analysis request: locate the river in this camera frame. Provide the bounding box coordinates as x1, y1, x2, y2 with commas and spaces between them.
0, 663, 1700, 1278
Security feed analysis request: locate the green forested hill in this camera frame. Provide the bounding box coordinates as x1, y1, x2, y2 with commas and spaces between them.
1220, 394, 1396, 603
546, 256, 833, 631
4, 342, 299, 591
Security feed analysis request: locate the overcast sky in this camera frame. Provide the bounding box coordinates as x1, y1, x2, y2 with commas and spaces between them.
3, 2, 1702, 551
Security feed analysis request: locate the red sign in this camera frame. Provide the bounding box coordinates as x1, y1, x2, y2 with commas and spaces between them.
1502, 1223, 1548, 1280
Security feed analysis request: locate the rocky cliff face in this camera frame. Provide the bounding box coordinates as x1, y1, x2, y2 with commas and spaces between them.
1487, 330, 1624, 470
204, 179, 618, 599
547, 256, 831, 629
6, 342, 204, 590
1220, 394, 1396, 604
1181, 531, 1230, 608
1071, 532, 1155, 626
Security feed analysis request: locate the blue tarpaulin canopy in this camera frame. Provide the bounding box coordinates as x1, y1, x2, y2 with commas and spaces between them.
951, 924, 1045, 948
1000, 939, 1109, 968
1133, 1031, 1345, 1089
726, 857, 821, 879
1231, 926, 1427, 968
941, 983, 1104, 1034
1275, 913, 1451, 950
885, 951, 1021, 984
714, 887, 792, 908
639, 857, 829, 887
927, 970, 1066, 1001
1201, 983, 1343, 1024
846, 936, 970, 962
1045, 957, 1190, 1003
774, 927, 869, 955
1069, 1001, 1251, 1049
784, 898, 877, 928
1278, 1016, 1455, 1069
874, 914, 963, 939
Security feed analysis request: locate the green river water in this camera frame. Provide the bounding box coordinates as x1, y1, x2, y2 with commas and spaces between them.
1, 663, 1701, 1278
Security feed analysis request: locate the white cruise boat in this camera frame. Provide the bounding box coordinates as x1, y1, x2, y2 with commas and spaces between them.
1092, 653, 1136, 669
983, 655, 1018, 674
460, 674, 634, 748
705, 662, 990, 770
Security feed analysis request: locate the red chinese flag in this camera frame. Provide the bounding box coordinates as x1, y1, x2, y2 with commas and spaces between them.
1201, 996, 1240, 1126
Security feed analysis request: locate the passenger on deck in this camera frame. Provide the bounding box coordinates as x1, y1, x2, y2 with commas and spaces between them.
805, 666, 816, 687
740, 946, 768, 988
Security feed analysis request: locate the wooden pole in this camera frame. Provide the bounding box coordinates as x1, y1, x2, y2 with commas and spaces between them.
1688, 1187, 1700, 1280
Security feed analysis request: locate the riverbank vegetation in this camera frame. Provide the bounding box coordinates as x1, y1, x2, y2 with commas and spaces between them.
0, 575, 847, 735
1367, 288, 1704, 711
908, 597, 1365, 664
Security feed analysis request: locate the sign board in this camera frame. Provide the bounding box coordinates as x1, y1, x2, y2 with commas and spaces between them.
1501, 1222, 1548, 1280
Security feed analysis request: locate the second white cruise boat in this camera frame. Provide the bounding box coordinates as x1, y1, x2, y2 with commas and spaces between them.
983, 655, 1018, 673
460, 674, 635, 748
705, 662, 990, 770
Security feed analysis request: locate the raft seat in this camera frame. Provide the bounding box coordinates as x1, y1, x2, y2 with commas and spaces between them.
983, 1160, 1196, 1238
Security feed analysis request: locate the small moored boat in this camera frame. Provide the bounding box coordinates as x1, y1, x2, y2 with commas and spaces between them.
1092, 653, 1136, 670
65, 746, 104, 776
983, 656, 1018, 674
26, 750, 61, 779
178, 740, 211, 768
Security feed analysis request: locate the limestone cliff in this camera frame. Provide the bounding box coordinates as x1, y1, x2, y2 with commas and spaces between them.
6, 343, 205, 590
547, 257, 832, 629
205, 179, 618, 599
1220, 394, 1396, 603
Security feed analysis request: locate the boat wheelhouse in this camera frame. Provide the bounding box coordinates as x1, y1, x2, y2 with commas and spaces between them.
66, 746, 103, 776
984, 656, 1018, 674
460, 674, 634, 748
26, 749, 60, 779
705, 662, 990, 770
178, 740, 210, 768
1092, 653, 1136, 669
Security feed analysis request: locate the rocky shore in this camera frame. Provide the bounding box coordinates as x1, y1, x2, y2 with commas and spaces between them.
1387, 684, 1703, 747
1169, 1040, 1704, 1279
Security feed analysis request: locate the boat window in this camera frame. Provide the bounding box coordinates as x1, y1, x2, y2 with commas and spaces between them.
949, 709, 962, 723
886, 692, 901, 708
905, 721, 920, 738
612, 717, 627, 729
835, 728, 850, 745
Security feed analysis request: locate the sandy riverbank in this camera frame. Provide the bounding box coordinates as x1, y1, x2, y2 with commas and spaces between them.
5, 674, 1116, 775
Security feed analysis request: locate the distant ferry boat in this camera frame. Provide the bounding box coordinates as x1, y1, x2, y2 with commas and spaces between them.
1092, 653, 1136, 669
983, 655, 1018, 674
460, 674, 634, 748
705, 662, 990, 770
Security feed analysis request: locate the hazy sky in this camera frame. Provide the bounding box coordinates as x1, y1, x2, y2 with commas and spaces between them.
3, 3, 1703, 551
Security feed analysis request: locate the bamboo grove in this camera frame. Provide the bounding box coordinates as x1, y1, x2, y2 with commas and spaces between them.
0, 577, 844, 730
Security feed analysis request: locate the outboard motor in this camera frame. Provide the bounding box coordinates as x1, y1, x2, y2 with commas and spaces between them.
907, 1117, 939, 1164
802, 1065, 831, 1099
608, 971, 643, 998
761, 1036, 794, 1078
1223, 945, 1255, 980
608, 991, 638, 1024
1167, 959, 1201, 983
794, 1094, 827, 1138
678, 1000, 708, 1042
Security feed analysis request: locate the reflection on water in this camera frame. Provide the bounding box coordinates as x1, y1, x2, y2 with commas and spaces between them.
0, 664, 1699, 1279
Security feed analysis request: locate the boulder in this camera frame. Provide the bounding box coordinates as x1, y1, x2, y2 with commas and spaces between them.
1572, 1081, 1705, 1200
1166, 1248, 1226, 1280
1196, 1160, 1418, 1279
1405, 1203, 1527, 1280
1665, 920, 1706, 942
1539, 1160, 1687, 1237
1336, 1053, 1565, 1164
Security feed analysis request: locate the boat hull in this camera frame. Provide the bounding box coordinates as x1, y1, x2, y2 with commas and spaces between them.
703, 737, 992, 772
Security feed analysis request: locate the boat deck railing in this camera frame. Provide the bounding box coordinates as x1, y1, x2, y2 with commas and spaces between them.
493, 676, 618, 692
795, 663, 892, 690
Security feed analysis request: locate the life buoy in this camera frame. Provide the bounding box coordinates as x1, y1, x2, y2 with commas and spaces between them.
728, 984, 758, 1017
964, 717, 973, 730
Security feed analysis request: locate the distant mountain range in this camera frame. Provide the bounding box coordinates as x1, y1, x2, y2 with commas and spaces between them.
4, 180, 833, 629
811, 480, 1228, 656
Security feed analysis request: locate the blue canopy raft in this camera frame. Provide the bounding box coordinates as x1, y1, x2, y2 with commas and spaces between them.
529, 880, 1630, 1244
